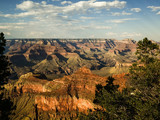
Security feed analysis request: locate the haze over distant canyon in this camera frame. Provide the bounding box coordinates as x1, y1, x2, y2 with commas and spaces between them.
6, 38, 137, 80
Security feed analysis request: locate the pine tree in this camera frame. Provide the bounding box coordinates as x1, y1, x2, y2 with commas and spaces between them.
129, 37, 160, 88
129, 38, 160, 119
79, 77, 136, 120
136, 37, 159, 64
0, 32, 10, 86
0, 32, 13, 120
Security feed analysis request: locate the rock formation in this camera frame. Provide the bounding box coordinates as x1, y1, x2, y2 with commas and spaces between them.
6, 39, 137, 79
5, 67, 127, 119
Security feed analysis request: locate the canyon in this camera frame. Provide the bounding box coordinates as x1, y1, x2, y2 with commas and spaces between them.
4, 67, 127, 119
6, 38, 137, 80
2, 38, 136, 119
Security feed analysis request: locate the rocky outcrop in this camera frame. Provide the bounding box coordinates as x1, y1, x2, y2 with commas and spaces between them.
10, 67, 127, 119
35, 96, 95, 113
113, 73, 127, 92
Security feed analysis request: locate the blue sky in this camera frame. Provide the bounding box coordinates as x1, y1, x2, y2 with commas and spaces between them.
0, 0, 160, 41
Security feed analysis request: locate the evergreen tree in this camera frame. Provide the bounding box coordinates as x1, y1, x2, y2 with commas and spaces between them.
79, 77, 136, 120
135, 37, 159, 64
0, 32, 13, 120
130, 37, 160, 88
0, 32, 10, 85
129, 38, 160, 119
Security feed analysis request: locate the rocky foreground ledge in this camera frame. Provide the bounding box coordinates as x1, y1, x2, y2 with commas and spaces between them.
3, 67, 127, 119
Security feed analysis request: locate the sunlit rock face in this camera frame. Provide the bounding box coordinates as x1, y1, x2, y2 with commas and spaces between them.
9, 67, 127, 119
6, 39, 137, 79
35, 96, 95, 113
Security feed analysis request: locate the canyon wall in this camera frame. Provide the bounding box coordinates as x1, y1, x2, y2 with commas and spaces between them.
4, 67, 127, 119
6, 38, 137, 79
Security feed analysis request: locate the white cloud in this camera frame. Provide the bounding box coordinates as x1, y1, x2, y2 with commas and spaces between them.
147, 6, 160, 15
0, 23, 25, 30
0, 26, 10, 29
69, 24, 112, 30
106, 32, 142, 38
110, 18, 137, 24
122, 11, 132, 15
94, 26, 112, 29
157, 11, 160, 15
14, 26, 24, 29
111, 20, 125, 23
1, 1, 64, 19
0, 0, 129, 38
111, 12, 121, 16
52, 0, 60, 1
61, 1, 72, 5
80, 16, 95, 19
131, 8, 141, 12
0, 0, 125, 19
0, 0, 127, 19
0, 23, 26, 25
5, 11, 40, 18
4, 32, 11, 36
111, 11, 132, 16
16, 1, 35, 11
121, 32, 142, 37
28, 31, 45, 37
63, 0, 126, 14
106, 0, 126, 9
106, 32, 117, 36
147, 6, 160, 11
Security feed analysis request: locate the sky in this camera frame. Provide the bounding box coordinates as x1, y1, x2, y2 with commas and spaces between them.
0, 0, 160, 41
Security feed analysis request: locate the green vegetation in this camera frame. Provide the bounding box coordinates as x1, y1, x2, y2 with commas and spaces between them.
135, 37, 159, 64
0, 32, 10, 85
79, 38, 160, 120
128, 38, 160, 119
0, 32, 14, 120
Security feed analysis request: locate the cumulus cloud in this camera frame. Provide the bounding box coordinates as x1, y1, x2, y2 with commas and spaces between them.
63, 0, 126, 14
111, 11, 132, 16
4, 1, 58, 18
1, 1, 66, 20
147, 6, 160, 11
147, 6, 160, 15
16, 1, 35, 11
0, 0, 128, 38
131, 8, 141, 12
61, 1, 72, 5
0, 0, 127, 18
